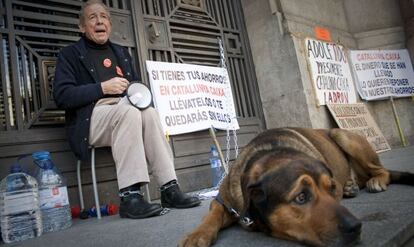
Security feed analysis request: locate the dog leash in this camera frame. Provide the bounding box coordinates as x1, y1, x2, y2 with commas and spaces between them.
215, 193, 253, 227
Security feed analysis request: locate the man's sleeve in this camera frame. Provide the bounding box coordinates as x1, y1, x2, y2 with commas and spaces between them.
53, 48, 103, 110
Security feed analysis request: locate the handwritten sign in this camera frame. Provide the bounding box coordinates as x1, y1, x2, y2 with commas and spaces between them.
305, 38, 358, 105
146, 61, 239, 135
327, 103, 391, 153
349, 49, 414, 100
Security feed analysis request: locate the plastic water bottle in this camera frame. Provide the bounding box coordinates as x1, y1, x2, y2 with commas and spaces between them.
33, 151, 72, 233
209, 145, 224, 187
0, 163, 42, 243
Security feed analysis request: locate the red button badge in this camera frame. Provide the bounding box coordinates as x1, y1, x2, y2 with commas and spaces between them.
103, 58, 112, 68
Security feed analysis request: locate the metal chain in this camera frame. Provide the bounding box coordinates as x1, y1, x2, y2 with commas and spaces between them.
218, 37, 239, 175
233, 128, 239, 159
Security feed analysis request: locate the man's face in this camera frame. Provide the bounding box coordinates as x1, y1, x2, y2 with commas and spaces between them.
79, 3, 112, 44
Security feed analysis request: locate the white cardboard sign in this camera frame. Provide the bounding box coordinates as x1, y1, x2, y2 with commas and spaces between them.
349, 49, 414, 100
146, 61, 239, 135
327, 103, 391, 153
305, 38, 358, 105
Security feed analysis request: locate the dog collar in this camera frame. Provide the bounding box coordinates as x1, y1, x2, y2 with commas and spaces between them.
215, 193, 253, 227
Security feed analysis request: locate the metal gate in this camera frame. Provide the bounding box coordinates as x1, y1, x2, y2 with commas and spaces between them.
0, 0, 263, 200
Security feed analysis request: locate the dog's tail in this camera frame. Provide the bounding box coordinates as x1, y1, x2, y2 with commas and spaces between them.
389, 170, 414, 185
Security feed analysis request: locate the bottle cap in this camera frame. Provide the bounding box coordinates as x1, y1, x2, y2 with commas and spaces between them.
32, 151, 54, 169
88, 206, 98, 217
32, 151, 50, 161
71, 205, 81, 218
108, 204, 118, 215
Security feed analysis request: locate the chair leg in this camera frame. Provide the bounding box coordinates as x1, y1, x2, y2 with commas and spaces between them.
91, 148, 102, 219
76, 160, 85, 210
143, 184, 151, 202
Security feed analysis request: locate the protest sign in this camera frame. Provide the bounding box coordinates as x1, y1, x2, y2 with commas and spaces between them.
349, 49, 414, 100
327, 103, 391, 153
146, 61, 239, 135
305, 38, 358, 105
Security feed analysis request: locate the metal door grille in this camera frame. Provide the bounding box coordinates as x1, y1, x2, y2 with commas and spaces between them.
140, 0, 261, 119
0, 0, 138, 132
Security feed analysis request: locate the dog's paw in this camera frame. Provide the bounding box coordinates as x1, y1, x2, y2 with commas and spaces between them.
343, 180, 359, 198
178, 231, 216, 247
366, 176, 388, 193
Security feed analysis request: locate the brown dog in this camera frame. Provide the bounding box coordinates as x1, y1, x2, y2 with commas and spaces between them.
179, 128, 414, 247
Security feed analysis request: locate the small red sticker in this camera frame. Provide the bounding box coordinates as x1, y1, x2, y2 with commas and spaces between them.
116, 66, 124, 76
52, 187, 59, 195
103, 58, 112, 68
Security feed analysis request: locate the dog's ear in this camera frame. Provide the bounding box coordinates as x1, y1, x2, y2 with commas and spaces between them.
241, 179, 272, 232
247, 182, 266, 205
241, 175, 267, 212
240, 161, 267, 205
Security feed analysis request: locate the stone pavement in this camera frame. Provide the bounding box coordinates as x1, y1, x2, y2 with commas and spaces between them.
6, 146, 414, 247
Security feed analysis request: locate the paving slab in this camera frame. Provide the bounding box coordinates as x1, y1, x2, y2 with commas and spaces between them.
5, 146, 414, 247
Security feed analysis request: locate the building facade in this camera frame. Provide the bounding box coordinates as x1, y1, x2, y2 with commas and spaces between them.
243, 0, 414, 146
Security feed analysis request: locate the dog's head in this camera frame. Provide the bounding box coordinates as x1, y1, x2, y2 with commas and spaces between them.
241, 149, 361, 247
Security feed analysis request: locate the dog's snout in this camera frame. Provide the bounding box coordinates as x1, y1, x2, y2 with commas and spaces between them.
339, 214, 361, 234
337, 208, 362, 245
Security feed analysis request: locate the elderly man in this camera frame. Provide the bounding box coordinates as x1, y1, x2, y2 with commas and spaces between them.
53, 0, 200, 219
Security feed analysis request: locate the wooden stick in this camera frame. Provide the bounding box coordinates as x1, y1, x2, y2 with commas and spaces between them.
390, 97, 407, 147
209, 127, 228, 174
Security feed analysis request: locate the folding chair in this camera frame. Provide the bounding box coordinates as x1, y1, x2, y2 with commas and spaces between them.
76, 147, 151, 219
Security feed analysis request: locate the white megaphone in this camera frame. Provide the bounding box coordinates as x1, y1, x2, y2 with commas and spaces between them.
126, 81, 152, 109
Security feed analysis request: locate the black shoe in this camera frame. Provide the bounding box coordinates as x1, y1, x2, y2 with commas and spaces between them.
160, 181, 201, 208
119, 191, 163, 219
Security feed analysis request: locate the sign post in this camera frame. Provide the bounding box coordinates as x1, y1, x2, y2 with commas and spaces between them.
208, 127, 227, 174
390, 97, 408, 147
146, 61, 239, 170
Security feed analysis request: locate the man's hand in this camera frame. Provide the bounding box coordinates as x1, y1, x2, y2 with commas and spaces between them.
101, 77, 129, 95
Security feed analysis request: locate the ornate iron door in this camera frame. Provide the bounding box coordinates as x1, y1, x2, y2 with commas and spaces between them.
133, 0, 264, 173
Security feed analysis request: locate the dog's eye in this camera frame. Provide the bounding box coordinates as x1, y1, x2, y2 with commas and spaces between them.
330, 181, 337, 194
294, 192, 308, 205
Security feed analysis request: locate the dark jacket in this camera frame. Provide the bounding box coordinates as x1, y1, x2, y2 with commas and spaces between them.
53, 36, 140, 160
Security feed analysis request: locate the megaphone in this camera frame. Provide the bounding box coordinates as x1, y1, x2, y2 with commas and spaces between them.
126, 81, 152, 109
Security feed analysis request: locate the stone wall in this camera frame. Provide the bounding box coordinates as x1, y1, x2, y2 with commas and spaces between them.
242, 0, 414, 147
